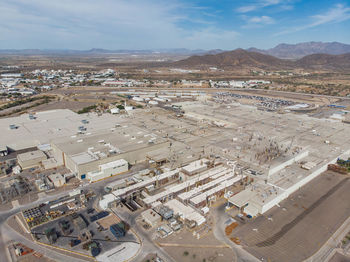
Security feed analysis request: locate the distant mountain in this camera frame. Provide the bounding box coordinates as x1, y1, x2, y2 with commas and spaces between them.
247, 42, 350, 59
172, 49, 350, 71
0, 48, 218, 56
173, 49, 291, 70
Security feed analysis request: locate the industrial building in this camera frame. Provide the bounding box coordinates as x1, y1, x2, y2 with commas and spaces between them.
50, 127, 168, 179
17, 150, 47, 169
228, 150, 350, 217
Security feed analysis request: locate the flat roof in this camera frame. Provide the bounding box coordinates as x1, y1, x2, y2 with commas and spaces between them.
0, 109, 127, 150
48, 173, 64, 182
165, 199, 206, 226
142, 165, 227, 205
17, 150, 46, 162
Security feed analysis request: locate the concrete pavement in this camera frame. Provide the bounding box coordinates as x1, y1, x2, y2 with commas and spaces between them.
110, 207, 176, 262
212, 203, 260, 262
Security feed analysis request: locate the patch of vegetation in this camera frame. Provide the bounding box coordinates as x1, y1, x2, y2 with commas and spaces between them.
337, 158, 350, 172
0, 95, 53, 111
183, 251, 189, 256
77, 104, 97, 114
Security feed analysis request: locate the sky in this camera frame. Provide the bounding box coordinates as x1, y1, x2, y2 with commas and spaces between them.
1, 0, 350, 50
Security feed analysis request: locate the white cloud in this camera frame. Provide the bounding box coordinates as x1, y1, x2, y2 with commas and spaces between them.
0, 0, 238, 49
236, 0, 283, 13
250, 15, 275, 24
276, 4, 350, 35
183, 28, 239, 49
241, 15, 275, 28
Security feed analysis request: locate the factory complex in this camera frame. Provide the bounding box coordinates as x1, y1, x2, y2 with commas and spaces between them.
1, 89, 350, 262
1, 93, 348, 217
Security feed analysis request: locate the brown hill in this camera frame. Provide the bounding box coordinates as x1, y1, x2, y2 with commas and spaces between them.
173, 49, 291, 70
296, 53, 350, 70
172, 49, 350, 71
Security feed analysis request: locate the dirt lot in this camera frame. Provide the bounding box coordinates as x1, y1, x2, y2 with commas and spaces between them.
98, 214, 121, 229
230, 171, 350, 262
32, 100, 95, 112
158, 228, 234, 262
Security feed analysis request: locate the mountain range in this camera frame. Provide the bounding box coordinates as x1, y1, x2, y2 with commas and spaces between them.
247, 42, 350, 59
172, 49, 350, 71
0, 42, 349, 59
0, 42, 349, 60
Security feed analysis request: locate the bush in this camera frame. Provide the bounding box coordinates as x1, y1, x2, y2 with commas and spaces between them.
183, 251, 189, 256
77, 104, 97, 114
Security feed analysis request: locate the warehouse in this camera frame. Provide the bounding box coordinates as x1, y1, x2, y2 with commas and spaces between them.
17, 150, 47, 169
51, 127, 169, 178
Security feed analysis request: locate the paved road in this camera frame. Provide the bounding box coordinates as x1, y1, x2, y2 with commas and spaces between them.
110, 207, 176, 262
0, 169, 142, 262
1, 223, 87, 262
212, 203, 260, 262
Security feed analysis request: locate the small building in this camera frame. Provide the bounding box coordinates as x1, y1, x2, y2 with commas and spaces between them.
48, 173, 66, 187
17, 150, 47, 169
154, 205, 173, 220
141, 209, 161, 227
110, 223, 125, 239
157, 224, 173, 238
110, 108, 120, 114
87, 159, 128, 182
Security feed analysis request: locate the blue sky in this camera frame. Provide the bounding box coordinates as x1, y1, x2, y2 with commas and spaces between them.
1, 0, 350, 50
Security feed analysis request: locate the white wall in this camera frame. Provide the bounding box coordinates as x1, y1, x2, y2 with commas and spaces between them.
87, 159, 128, 182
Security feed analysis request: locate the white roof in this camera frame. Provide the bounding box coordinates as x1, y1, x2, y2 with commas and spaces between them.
99, 169, 179, 209
71, 152, 98, 165
178, 169, 234, 201
143, 166, 227, 205
165, 199, 206, 226
96, 242, 140, 262
17, 150, 46, 162
190, 175, 244, 205
228, 188, 253, 208
48, 173, 64, 182
100, 159, 128, 170
181, 158, 209, 174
